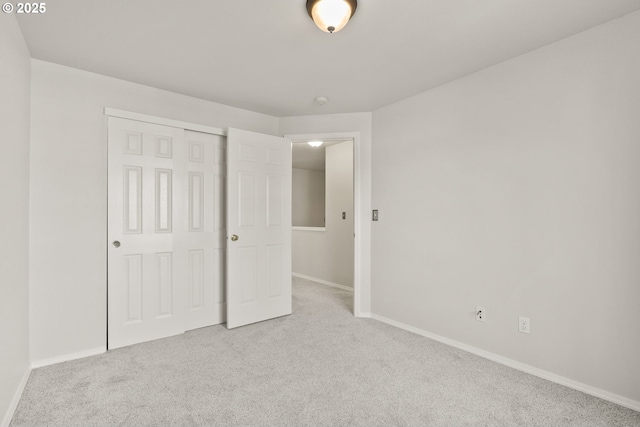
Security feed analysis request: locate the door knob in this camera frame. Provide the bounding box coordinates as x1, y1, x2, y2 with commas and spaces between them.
230, 234, 239, 241
112, 241, 121, 248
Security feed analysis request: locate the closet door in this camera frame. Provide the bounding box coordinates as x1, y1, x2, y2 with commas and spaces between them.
180, 130, 226, 331
108, 118, 186, 349
226, 128, 292, 329
107, 118, 225, 349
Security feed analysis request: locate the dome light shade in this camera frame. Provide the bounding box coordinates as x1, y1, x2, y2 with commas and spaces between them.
306, 0, 357, 34
308, 140, 324, 148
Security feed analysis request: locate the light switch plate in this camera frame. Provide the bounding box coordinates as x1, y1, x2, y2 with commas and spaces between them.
372, 210, 379, 221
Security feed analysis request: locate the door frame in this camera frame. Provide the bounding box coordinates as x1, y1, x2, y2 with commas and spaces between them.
285, 132, 363, 317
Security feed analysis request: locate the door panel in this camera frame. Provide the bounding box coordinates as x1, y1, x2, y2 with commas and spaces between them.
180, 130, 226, 330
226, 128, 292, 329
108, 118, 186, 349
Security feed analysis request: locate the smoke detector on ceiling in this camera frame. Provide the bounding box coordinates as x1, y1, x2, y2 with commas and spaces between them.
314, 96, 329, 105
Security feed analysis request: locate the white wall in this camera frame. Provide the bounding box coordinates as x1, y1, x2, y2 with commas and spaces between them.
280, 114, 372, 314
371, 11, 640, 404
325, 141, 354, 286
292, 142, 354, 287
292, 168, 325, 227
29, 60, 280, 364
0, 14, 31, 427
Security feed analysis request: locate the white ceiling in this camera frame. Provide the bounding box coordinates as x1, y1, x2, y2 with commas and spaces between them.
16, 0, 640, 117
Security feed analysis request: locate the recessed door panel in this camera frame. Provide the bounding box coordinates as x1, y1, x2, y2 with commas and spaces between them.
124, 254, 143, 323
124, 166, 142, 234
155, 136, 173, 159
214, 174, 226, 232
214, 248, 226, 304
239, 172, 256, 228
189, 140, 204, 163
267, 245, 283, 298
239, 143, 256, 162
156, 252, 173, 318
155, 169, 172, 233
189, 250, 204, 310
267, 147, 283, 165
267, 175, 282, 227
239, 247, 257, 304
124, 132, 142, 155
189, 172, 204, 232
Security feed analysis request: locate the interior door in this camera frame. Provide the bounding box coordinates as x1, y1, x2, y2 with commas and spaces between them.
180, 130, 226, 330
108, 118, 186, 349
226, 128, 292, 329
108, 118, 225, 349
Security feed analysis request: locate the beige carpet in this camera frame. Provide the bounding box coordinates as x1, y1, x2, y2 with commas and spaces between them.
11, 277, 640, 426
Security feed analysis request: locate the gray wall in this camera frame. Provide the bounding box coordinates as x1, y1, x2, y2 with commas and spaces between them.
292, 142, 354, 287
325, 141, 354, 287
292, 168, 325, 227
371, 11, 640, 403
28, 60, 280, 365
0, 14, 31, 425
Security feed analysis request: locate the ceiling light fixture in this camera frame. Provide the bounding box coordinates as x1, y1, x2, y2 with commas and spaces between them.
308, 141, 324, 148
306, 0, 357, 34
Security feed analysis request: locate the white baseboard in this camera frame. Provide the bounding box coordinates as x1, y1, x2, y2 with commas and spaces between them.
292, 273, 354, 293
370, 313, 640, 413
1, 367, 31, 427
31, 346, 106, 369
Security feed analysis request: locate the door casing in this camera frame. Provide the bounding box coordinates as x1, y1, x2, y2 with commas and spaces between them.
285, 132, 363, 317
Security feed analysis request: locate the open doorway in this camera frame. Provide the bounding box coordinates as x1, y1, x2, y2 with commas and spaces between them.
290, 138, 355, 312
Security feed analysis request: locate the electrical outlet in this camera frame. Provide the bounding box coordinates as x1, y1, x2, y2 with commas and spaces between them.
519, 316, 530, 334
476, 306, 485, 322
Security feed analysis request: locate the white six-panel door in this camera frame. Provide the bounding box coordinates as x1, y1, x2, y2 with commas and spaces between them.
226, 128, 292, 329
108, 118, 225, 349
181, 130, 226, 330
